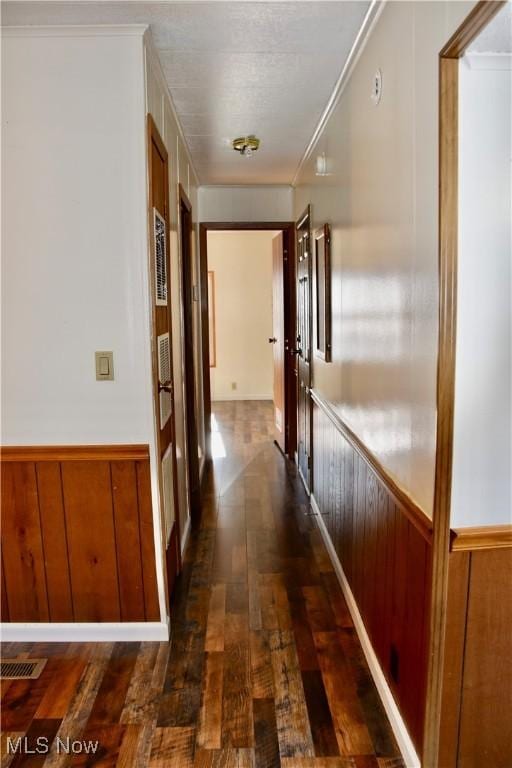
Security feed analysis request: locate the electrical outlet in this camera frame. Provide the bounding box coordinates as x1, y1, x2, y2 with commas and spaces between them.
231, 382, 237, 390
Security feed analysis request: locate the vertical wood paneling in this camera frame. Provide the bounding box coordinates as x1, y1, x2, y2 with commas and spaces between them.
457, 548, 512, 767
111, 461, 146, 621
36, 462, 74, 621
1, 550, 10, 621
1, 451, 160, 624
1, 462, 49, 621
311, 402, 431, 752
136, 460, 161, 622
62, 461, 121, 622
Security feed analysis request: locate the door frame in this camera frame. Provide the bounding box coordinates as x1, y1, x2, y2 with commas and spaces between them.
199, 221, 297, 459
146, 114, 181, 615
295, 205, 313, 491
179, 183, 201, 525
424, 2, 506, 764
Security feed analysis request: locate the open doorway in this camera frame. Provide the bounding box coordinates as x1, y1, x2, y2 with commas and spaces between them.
199, 222, 296, 461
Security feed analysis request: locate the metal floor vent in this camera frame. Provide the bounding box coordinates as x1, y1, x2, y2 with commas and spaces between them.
0, 658, 47, 680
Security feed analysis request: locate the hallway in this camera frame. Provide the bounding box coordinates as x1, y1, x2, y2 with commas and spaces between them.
1, 402, 403, 767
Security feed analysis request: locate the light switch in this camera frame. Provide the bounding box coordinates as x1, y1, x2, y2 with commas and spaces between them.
95, 351, 114, 381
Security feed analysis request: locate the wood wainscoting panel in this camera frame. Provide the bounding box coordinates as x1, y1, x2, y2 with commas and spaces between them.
136, 460, 161, 622
312, 395, 432, 752
1, 462, 50, 622
36, 461, 74, 621
0, 445, 160, 624
458, 548, 512, 766
111, 461, 146, 622
61, 461, 121, 622
440, 547, 512, 767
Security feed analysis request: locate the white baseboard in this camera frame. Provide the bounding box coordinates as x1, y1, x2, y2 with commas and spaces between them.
0, 620, 170, 643
181, 514, 191, 556
310, 493, 420, 768
211, 395, 273, 402
297, 464, 311, 496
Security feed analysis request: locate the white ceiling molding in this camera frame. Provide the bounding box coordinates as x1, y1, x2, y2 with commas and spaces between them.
291, 0, 384, 187
1, 23, 148, 36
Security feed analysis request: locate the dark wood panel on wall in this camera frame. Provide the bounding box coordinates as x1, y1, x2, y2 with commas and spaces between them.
439, 547, 512, 768
0, 446, 160, 623
311, 394, 432, 752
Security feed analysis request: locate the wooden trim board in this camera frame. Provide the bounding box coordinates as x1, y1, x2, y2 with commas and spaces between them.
451, 525, 512, 551
1, 444, 149, 462
424, 3, 508, 764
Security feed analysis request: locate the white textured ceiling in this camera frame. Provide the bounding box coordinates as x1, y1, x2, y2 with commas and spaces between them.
467, 1, 512, 53
2, 1, 371, 184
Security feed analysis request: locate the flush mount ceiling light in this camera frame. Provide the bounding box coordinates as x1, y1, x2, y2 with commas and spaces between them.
232, 135, 260, 158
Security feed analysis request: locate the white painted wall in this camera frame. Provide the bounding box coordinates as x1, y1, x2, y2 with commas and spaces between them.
1, 28, 207, 628
294, 1, 477, 516
1, 27, 170, 626
199, 185, 293, 223
1, 29, 151, 446
208, 231, 275, 401
451, 54, 512, 528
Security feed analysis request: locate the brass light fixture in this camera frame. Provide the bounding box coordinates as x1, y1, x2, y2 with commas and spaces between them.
232, 135, 260, 157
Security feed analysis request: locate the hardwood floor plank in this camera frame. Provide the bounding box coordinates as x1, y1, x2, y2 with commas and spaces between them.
1, 732, 23, 768
301, 670, 340, 757
8, 718, 61, 768
121, 642, 162, 724
87, 642, 140, 726
197, 652, 224, 750
252, 698, 280, 768
42, 643, 114, 768
222, 615, 253, 749
249, 631, 274, 700
269, 629, 314, 759
70, 724, 126, 766
314, 632, 374, 756
206, 585, 227, 652
116, 724, 143, 767
149, 726, 195, 768
193, 749, 238, 767
34, 658, 87, 719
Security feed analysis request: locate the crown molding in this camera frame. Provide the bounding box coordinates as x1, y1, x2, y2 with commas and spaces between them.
291, 0, 385, 187
1, 24, 148, 37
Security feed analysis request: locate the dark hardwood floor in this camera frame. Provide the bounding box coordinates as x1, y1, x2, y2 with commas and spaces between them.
1, 401, 404, 767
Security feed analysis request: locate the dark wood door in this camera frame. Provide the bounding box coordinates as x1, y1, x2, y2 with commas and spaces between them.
148, 116, 181, 604
179, 185, 201, 524
271, 232, 286, 452
296, 207, 312, 491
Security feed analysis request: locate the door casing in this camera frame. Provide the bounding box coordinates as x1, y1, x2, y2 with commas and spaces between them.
295, 205, 313, 492
147, 114, 181, 612
179, 183, 201, 525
